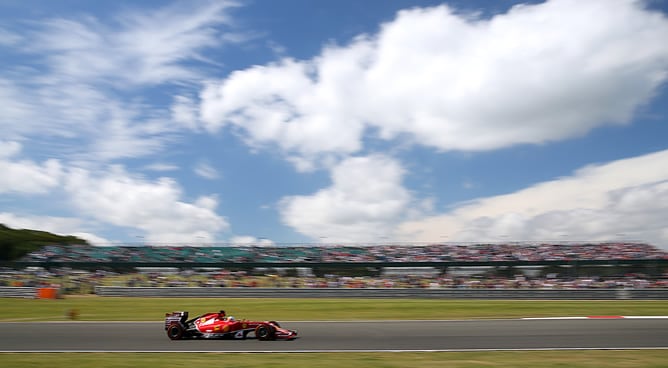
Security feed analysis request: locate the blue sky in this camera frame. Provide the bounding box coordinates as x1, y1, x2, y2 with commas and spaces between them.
1, 0, 668, 249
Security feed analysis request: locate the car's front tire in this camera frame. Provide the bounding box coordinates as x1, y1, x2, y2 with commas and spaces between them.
255, 324, 275, 341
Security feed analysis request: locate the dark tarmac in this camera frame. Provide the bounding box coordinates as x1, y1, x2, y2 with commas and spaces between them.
1, 319, 666, 352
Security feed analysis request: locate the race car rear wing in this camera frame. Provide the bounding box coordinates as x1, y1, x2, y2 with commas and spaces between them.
164, 311, 188, 330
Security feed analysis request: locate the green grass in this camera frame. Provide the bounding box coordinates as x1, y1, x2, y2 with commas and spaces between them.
2, 351, 668, 368
0, 296, 667, 321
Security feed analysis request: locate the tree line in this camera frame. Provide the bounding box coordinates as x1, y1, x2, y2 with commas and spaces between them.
0, 224, 88, 261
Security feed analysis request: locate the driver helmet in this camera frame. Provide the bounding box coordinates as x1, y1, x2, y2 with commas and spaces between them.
227, 316, 235, 321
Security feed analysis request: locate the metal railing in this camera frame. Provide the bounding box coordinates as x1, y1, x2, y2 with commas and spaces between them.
0, 287, 36, 298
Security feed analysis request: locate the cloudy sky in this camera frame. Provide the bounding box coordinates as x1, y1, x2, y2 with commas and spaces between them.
1, 0, 668, 249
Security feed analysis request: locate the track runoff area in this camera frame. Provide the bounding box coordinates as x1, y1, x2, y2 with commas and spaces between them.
1, 317, 667, 353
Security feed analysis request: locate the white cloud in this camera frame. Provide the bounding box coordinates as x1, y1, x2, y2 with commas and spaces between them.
0, 145, 230, 243
0, 80, 44, 140
0, 28, 22, 46
360, 0, 668, 151
171, 95, 201, 131
0, 141, 21, 158
144, 162, 180, 172
229, 235, 275, 246
29, 1, 240, 86
200, 46, 370, 168
0, 141, 62, 194
87, 108, 177, 161
1, 78, 111, 139
398, 149, 668, 249
0, 68, 180, 163
1, 79, 176, 163
200, 0, 668, 168
69, 232, 111, 246
194, 160, 220, 180
1, 2, 242, 163
0, 159, 62, 194
64, 166, 229, 243
279, 155, 413, 242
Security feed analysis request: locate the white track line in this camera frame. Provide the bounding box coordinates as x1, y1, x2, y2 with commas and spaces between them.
4, 316, 668, 323
522, 316, 668, 320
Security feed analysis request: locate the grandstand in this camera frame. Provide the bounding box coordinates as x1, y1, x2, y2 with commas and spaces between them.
7, 241, 667, 277
2, 242, 667, 294
15, 241, 667, 263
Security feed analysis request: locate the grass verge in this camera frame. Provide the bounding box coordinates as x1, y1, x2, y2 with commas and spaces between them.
2, 351, 668, 368
0, 296, 667, 321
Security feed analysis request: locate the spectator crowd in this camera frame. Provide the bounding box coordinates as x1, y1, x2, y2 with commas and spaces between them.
18, 241, 668, 264
2, 266, 666, 293
6, 241, 665, 294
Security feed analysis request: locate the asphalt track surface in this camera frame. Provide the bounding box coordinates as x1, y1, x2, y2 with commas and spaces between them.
1, 319, 667, 352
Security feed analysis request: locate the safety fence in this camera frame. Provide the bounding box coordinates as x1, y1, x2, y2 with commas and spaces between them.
93, 286, 668, 300
1, 286, 666, 299
0, 287, 61, 299
0, 287, 38, 298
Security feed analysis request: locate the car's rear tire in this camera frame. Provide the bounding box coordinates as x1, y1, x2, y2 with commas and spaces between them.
255, 324, 275, 341
167, 323, 184, 340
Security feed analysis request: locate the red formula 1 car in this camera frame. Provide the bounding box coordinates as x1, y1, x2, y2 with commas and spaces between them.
164, 310, 297, 341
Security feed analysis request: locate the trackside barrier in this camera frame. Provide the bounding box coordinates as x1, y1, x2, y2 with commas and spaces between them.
0, 287, 37, 298
94, 287, 668, 300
